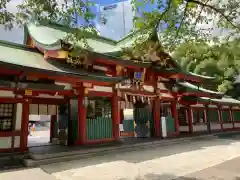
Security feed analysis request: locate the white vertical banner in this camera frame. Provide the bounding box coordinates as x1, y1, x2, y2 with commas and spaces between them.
161, 116, 167, 138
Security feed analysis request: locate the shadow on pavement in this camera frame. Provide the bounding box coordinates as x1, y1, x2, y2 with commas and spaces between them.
40, 133, 240, 174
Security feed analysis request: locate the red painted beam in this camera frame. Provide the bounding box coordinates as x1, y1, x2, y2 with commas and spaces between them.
27, 72, 117, 86
120, 88, 156, 96
95, 58, 143, 70
0, 131, 21, 137
88, 91, 113, 97
30, 97, 66, 105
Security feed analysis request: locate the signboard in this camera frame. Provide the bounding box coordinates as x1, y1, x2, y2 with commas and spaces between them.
25, 89, 33, 96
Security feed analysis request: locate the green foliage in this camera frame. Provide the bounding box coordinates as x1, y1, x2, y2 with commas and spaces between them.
1, 0, 240, 53
1, 0, 97, 52
173, 40, 240, 93
132, 0, 240, 51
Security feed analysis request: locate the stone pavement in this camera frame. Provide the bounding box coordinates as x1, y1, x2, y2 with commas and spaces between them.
0, 168, 57, 180
41, 135, 240, 180
1, 134, 240, 180
180, 157, 240, 180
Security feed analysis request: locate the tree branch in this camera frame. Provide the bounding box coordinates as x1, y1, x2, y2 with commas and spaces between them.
186, 0, 240, 31
193, 0, 211, 29
155, 0, 172, 29
175, 1, 189, 38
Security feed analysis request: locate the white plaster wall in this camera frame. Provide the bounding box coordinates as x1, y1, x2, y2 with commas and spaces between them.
89, 85, 112, 92
15, 103, 23, 130
0, 90, 14, 97
234, 123, 240, 128
37, 94, 64, 99
193, 124, 207, 132
0, 136, 20, 149
210, 123, 221, 130
191, 104, 204, 107
143, 85, 154, 92
223, 123, 233, 129
232, 106, 240, 110
222, 105, 229, 109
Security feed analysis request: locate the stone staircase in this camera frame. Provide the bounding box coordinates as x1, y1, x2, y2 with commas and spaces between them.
22, 136, 211, 167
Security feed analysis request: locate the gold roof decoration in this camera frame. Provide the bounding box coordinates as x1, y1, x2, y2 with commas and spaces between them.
121, 28, 172, 67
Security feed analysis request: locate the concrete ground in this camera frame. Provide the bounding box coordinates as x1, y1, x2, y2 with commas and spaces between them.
28, 131, 50, 147
1, 134, 240, 180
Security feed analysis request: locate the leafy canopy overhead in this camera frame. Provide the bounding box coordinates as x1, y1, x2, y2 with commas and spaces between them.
131, 0, 240, 51
173, 39, 240, 93
1, 0, 240, 52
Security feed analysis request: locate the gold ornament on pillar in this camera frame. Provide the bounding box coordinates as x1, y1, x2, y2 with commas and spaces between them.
116, 65, 123, 76
84, 88, 88, 95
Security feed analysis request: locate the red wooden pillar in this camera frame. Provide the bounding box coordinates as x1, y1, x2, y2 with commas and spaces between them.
171, 101, 180, 135
230, 108, 235, 129
112, 91, 120, 141
153, 98, 161, 137
76, 87, 87, 145
187, 105, 193, 133
218, 106, 223, 131
20, 99, 29, 151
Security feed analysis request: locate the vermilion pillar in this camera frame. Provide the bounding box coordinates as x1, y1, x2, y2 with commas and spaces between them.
187, 106, 193, 133
171, 101, 179, 135
76, 87, 87, 145
112, 91, 120, 140
153, 99, 161, 137
20, 99, 29, 151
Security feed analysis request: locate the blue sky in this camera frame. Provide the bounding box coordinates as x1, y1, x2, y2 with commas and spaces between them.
0, 0, 137, 43
0, 0, 223, 44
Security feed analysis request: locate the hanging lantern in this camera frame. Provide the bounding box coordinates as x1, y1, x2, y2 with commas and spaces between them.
133, 96, 136, 104
147, 97, 151, 105
125, 94, 128, 102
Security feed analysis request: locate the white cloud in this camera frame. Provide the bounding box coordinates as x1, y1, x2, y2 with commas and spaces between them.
0, 0, 24, 43
96, 0, 134, 40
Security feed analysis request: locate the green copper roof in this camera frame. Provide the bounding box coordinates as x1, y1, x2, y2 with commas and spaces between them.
24, 22, 217, 82
25, 22, 149, 54
0, 40, 124, 83
199, 97, 240, 105
178, 81, 223, 96
187, 72, 215, 80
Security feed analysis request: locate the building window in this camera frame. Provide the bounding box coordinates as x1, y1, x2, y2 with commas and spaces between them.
87, 97, 111, 119
0, 103, 14, 131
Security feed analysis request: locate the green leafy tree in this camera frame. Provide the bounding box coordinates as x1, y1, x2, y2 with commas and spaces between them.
1, 0, 240, 67
173, 40, 240, 93
132, 0, 240, 51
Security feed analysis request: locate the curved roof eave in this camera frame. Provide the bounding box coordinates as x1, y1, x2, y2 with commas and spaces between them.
0, 41, 124, 83
188, 72, 216, 80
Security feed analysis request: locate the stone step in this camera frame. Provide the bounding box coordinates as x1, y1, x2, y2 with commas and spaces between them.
23, 135, 216, 167
29, 137, 192, 160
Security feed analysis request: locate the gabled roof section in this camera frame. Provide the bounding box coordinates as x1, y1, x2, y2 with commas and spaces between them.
24, 21, 147, 54
178, 81, 223, 97
0, 40, 124, 83
199, 97, 240, 105
187, 72, 215, 80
